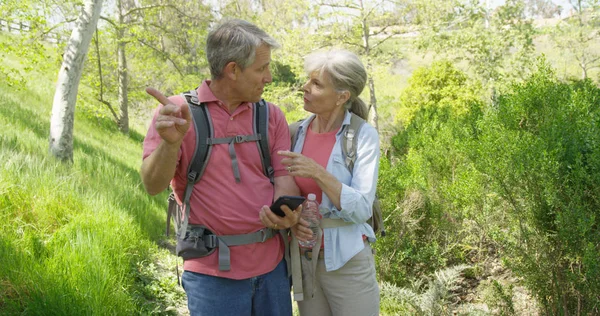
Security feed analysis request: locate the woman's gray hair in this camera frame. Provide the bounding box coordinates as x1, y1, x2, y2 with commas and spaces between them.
304, 49, 369, 120
206, 19, 280, 80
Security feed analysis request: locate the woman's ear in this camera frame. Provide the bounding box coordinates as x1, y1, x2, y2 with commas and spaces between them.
223, 62, 238, 80
337, 90, 350, 106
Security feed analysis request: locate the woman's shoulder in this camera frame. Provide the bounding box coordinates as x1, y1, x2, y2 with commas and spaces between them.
358, 120, 379, 142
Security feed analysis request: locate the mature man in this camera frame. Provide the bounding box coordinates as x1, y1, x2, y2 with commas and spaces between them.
141, 19, 299, 315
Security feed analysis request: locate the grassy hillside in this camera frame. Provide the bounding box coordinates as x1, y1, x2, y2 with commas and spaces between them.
0, 41, 184, 314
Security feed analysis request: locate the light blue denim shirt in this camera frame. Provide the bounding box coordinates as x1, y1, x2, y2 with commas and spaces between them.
292, 110, 380, 271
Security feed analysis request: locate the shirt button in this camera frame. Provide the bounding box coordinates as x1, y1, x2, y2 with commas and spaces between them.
230, 117, 234, 121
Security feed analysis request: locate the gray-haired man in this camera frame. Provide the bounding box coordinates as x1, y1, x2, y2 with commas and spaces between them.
141, 19, 300, 315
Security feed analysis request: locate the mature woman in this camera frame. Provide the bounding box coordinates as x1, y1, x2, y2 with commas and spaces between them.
279, 49, 380, 316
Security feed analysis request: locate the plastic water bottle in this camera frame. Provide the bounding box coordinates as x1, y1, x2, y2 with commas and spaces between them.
299, 193, 320, 248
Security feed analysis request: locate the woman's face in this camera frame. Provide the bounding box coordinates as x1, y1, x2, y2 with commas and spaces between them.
302, 70, 343, 115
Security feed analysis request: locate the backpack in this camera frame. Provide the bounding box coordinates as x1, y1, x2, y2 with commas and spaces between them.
166, 89, 278, 271
289, 113, 386, 237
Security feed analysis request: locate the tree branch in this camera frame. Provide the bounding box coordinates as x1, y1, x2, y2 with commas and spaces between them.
99, 99, 120, 122
319, 1, 361, 10
341, 41, 366, 50
124, 4, 197, 20
136, 38, 185, 77
93, 30, 119, 123
37, 19, 77, 39
99, 16, 117, 28
371, 33, 397, 49
363, 0, 387, 20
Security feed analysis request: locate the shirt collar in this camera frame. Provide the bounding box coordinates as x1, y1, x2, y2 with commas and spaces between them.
299, 110, 352, 136
196, 80, 253, 111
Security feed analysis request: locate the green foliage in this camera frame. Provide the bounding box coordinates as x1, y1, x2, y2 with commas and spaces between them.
379, 265, 471, 315
415, 0, 537, 84
550, 0, 600, 80
0, 53, 177, 314
376, 62, 485, 287
470, 59, 600, 314
396, 60, 483, 126
382, 57, 600, 313
482, 280, 516, 315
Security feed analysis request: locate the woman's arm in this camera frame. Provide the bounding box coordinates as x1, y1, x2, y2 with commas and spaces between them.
333, 124, 380, 223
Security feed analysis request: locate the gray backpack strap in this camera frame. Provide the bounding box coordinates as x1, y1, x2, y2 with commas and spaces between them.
340, 113, 365, 175
207, 134, 262, 183
215, 228, 278, 271
166, 193, 180, 236
289, 120, 303, 150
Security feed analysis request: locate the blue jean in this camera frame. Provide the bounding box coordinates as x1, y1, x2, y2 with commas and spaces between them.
182, 259, 292, 316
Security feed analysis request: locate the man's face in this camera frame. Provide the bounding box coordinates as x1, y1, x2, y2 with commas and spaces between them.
236, 44, 273, 103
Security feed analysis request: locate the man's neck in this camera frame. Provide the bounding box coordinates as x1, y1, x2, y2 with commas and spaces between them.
208, 79, 243, 113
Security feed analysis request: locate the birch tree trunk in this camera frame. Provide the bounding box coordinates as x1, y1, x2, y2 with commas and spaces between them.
360, 0, 379, 132
117, 0, 129, 134
49, 0, 103, 162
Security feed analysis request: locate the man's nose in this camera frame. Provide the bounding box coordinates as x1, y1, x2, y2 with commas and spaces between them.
264, 68, 272, 83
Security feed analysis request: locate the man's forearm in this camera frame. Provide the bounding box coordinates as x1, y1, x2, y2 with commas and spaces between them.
141, 140, 180, 195
274, 175, 300, 200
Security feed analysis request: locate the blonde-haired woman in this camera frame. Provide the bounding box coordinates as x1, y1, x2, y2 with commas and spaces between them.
279, 49, 380, 316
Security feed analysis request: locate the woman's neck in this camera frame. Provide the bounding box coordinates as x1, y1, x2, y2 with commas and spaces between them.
312, 107, 346, 133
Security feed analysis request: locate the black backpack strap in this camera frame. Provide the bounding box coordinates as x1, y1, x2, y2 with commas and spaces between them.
179, 89, 213, 238
341, 113, 365, 175
254, 99, 274, 184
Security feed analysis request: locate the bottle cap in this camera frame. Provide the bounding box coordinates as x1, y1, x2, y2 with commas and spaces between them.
308, 193, 316, 200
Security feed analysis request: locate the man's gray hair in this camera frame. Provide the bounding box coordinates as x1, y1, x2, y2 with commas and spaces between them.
304, 49, 369, 120
206, 19, 280, 80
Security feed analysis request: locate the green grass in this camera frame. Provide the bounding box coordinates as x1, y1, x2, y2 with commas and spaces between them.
0, 38, 182, 315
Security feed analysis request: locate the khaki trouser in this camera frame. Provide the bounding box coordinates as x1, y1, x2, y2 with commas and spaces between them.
297, 242, 380, 316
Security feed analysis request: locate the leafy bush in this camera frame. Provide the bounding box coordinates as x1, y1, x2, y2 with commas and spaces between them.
380, 58, 600, 314
376, 61, 485, 286
470, 60, 600, 314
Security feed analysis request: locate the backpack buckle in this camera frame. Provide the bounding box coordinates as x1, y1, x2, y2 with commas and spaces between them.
258, 228, 269, 242
234, 135, 246, 143
203, 234, 218, 248
187, 171, 198, 182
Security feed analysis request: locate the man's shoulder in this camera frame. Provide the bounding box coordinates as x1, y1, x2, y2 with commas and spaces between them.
262, 100, 286, 120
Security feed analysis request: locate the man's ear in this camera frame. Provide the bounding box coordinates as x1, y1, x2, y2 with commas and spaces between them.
337, 90, 351, 106
223, 62, 238, 80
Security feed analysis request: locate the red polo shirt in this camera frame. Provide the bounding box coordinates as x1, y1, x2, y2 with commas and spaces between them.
143, 81, 290, 279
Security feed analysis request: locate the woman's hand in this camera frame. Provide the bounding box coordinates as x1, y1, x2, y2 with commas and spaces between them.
259, 204, 301, 230
278, 150, 323, 179
291, 218, 315, 241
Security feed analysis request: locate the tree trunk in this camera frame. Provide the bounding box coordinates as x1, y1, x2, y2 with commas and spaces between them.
359, 2, 380, 132
117, 0, 129, 134
49, 0, 103, 162
367, 70, 379, 132
117, 28, 129, 134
